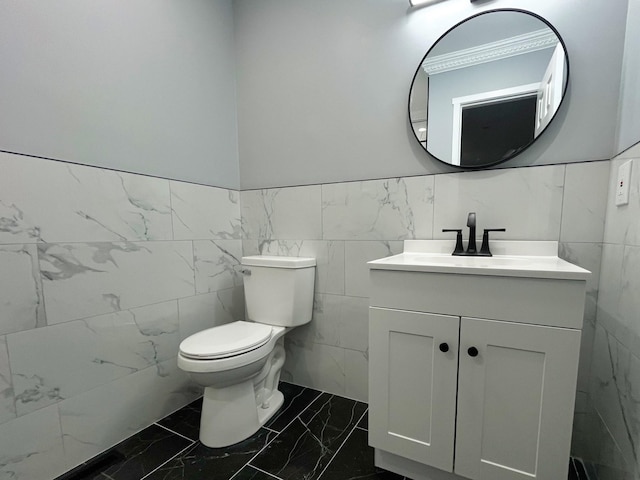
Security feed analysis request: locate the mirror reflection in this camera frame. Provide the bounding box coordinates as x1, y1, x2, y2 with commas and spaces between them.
409, 10, 569, 168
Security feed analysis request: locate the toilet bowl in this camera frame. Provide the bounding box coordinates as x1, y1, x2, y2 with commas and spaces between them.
178, 255, 315, 448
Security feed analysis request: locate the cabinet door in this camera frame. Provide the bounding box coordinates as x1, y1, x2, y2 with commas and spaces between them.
455, 317, 581, 480
369, 307, 459, 472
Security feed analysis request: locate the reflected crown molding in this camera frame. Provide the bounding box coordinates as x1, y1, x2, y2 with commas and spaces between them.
423, 28, 558, 75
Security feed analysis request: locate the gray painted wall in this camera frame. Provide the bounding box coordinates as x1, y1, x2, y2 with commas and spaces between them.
235, 0, 629, 190
0, 0, 240, 189
426, 49, 553, 162
616, 0, 640, 155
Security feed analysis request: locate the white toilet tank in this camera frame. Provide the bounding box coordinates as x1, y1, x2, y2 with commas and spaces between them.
241, 256, 315, 327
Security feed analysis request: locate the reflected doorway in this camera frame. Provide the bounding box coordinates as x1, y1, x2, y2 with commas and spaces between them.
460, 95, 537, 167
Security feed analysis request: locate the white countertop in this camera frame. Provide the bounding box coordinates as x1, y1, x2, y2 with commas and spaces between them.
368, 240, 591, 280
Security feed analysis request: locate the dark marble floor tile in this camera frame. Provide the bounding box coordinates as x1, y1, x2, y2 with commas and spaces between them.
94, 424, 192, 480
572, 457, 589, 480
265, 382, 322, 432
233, 465, 282, 479
251, 394, 367, 480
319, 427, 404, 480
145, 428, 276, 480
299, 393, 367, 429
568, 458, 579, 480
157, 397, 202, 441
357, 410, 368, 430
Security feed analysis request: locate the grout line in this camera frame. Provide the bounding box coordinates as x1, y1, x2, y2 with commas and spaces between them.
320, 183, 325, 242
316, 407, 368, 480
572, 457, 590, 480
295, 391, 329, 427
558, 163, 568, 242
168, 180, 175, 241
154, 422, 198, 443
236, 386, 324, 479
253, 465, 284, 479
431, 174, 436, 240
139, 441, 195, 480
245, 465, 284, 480
273, 388, 324, 434
230, 429, 282, 480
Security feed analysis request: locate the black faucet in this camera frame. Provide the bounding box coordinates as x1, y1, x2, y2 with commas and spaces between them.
466, 212, 477, 255
442, 212, 505, 256
480, 228, 506, 256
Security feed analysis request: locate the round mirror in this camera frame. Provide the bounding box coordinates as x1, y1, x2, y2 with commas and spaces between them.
409, 9, 569, 168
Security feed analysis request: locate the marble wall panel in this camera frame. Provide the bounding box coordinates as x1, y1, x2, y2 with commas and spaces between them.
335, 296, 370, 353
322, 176, 434, 241
345, 349, 368, 403
572, 405, 634, 480
0, 404, 66, 480
596, 245, 640, 359
194, 239, 243, 294
0, 152, 173, 244
0, 153, 247, 479
0, 244, 45, 335
597, 244, 625, 328
178, 288, 244, 341
243, 239, 346, 296
590, 325, 640, 478
433, 165, 565, 240
559, 242, 602, 324
344, 240, 403, 297
39, 241, 195, 324
0, 336, 16, 424
241, 186, 322, 241
584, 146, 640, 480
8, 301, 180, 416
619, 245, 640, 339
170, 181, 241, 240
289, 294, 369, 353
604, 157, 640, 247
559, 242, 603, 392
282, 339, 346, 396
560, 161, 609, 243
59, 359, 198, 470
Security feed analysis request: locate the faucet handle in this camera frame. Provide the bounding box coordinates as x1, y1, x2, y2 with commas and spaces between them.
442, 229, 464, 255
479, 228, 506, 256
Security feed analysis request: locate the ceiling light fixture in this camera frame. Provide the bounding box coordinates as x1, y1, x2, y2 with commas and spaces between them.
409, 0, 477, 5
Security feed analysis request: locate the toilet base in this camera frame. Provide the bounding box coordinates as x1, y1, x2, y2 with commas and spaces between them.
258, 389, 284, 425
199, 380, 285, 448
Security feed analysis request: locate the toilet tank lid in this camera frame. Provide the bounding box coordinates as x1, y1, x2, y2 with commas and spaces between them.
242, 255, 316, 268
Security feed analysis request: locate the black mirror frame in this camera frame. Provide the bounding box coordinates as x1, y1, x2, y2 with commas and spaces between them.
408, 8, 571, 169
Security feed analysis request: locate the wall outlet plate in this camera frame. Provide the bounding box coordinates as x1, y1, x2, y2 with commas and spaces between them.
615, 160, 632, 206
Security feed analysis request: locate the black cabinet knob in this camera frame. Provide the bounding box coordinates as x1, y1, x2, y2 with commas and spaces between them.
467, 347, 479, 357
439, 342, 449, 353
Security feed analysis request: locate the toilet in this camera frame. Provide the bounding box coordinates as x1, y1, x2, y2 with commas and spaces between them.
177, 255, 316, 448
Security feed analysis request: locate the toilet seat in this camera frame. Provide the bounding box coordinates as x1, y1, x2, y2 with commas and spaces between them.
179, 321, 273, 360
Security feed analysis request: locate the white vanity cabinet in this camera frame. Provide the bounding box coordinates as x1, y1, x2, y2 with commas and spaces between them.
367, 241, 590, 480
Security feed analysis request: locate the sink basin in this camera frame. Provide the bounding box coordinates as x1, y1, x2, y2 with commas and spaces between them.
368, 240, 591, 280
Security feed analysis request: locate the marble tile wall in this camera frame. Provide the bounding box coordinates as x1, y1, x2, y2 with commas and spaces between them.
240, 162, 609, 409
0, 151, 244, 480
0, 152, 613, 480
582, 143, 640, 480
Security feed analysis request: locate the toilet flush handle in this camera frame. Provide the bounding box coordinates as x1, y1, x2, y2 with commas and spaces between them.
240, 267, 252, 276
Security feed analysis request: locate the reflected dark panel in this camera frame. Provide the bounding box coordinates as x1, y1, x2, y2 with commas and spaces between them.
461, 96, 536, 167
